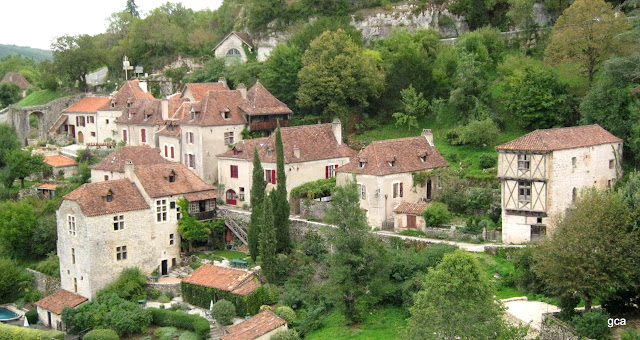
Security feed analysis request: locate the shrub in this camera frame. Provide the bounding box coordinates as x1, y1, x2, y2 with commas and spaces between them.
158, 295, 171, 303
178, 331, 200, 340
146, 289, 161, 300
25, 309, 38, 324
621, 329, 640, 340
149, 308, 210, 339
211, 299, 236, 326
84, 329, 119, 340
153, 327, 178, 340
261, 284, 280, 305
449, 119, 501, 147
571, 309, 611, 340
98, 267, 147, 301
190, 261, 203, 270
462, 216, 483, 235
0, 322, 64, 339
34, 252, 60, 276
0, 257, 23, 302
467, 187, 495, 212
274, 305, 296, 324
24, 289, 41, 303
271, 329, 301, 340
422, 202, 451, 227
478, 154, 496, 169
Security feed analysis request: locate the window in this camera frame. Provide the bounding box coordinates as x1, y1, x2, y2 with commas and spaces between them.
105, 119, 109, 124
230, 165, 239, 178
141, 129, 146, 143
164, 145, 168, 157
90, 132, 96, 137
68, 215, 76, 236
226, 48, 241, 60
172, 258, 177, 267
144, 114, 151, 120
224, 131, 234, 145
572, 187, 577, 202
239, 187, 245, 201
608, 179, 612, 188
187, 132, 194, 144
169, 172, 175, 183
389, 160, 396, 167
127, 101, 132, 108
265, 169, 276, 184
518, 181, 532, 202
170, 201, 176, 209
113, 215, 124, 231
170, 146, 175, 159
73, 277, 78, 293
76, 116, 85, 127
357, 184, 366, 200
71, 248, 75, 264
517, 154, 530, 170
536, 217, 543, 224
392, 182, 403, 198
169, 234, 175, 245
156, 199, 167, 222
609, 159, 615, 169
110, 101, 115, 108
122, 129, 128, 142
420, 156, 427, 163
177, 206, 182, 220
104, 175, 109, 181
187, 154, 196, 169
116, 246, 127, 261
572, 157, 577, 168
106, 190, 113, 202
358, 161, 366, 169
325, 164, 339, 178
88, 116, 95, 124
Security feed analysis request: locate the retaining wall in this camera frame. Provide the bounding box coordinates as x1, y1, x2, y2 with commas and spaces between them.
25, 268, 60, 297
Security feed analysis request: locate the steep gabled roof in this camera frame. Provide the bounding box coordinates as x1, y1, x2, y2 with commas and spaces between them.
99, 80, 154, 111
183, 265, 260, 296
183, 82, 229, 102
63, 97, 110, 113
239, 82, 293, 116
89, 146, 169, 172
1, 72, 31, 90
218, 123, 356, 163
495, 124, 623, 152
336, 136, 449, 176
170, 90, 246, 126
133, 162, 216, 198
44, 155, 77, 168
64, 179, 149, 217
35, 290, 88, 315
221, 310, 287, 340
114, 98, 163, 125
213, 31, 254, 52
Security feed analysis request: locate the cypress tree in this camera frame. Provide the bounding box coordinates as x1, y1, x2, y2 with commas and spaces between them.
260, 192, 278, 284
248, 147, 266, 261
273, 122, 292, 253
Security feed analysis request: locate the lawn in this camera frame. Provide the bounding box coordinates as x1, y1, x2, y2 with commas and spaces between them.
17, 90, 68, 106
306, 306, 407, 340
211, 250, 248, 260
3, 180, 38, 193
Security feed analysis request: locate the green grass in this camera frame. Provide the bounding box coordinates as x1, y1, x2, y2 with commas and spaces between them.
3, 180, 38, 193
306, 306, 407, 340
17, 90, 67, 106
211, 250, 248, 260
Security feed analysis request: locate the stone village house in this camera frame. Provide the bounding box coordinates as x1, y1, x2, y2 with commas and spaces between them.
1, 72, 31, 97
35, 289, 87, 331
89, 145, 170, 182
336, 130, 449, 229
57, 160, 218, 299
49, 96, 110, 145
213, 31, 275, 63
496, 124, 623, 244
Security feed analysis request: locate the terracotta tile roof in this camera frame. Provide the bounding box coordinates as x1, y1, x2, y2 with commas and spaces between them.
337, 136, 449, 176
221, 310, 287, 340
170, 91, 247, 126
133, 163, 216, 198
183, 190, 219, 202
44, 155, 77, 168
99, 80, 154, 111
183, 82, 229, 102
394, 202, 430, 215
214, 32, 254, 52
219, 123, 356, 163
183, 265, 260, 296
115, 98, 164, 125
38, 183, 61, 190
49, 114, 69, 133
239, 82, 293, 116
36, 290, 88, 315
495, 124, 623, 152
157, 122, 181, 137
1, 72, 31, 90
90, 146, 169, 172
63, 97, 110, 113
64, 179, 149, 217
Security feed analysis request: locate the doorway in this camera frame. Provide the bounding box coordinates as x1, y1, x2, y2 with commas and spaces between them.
47, 311, 52, 327
77, 131, 84, 144
161, 260, 168, 276
407, 215, 416, 229
226, 189, 237, 205
426, 180, 432, 200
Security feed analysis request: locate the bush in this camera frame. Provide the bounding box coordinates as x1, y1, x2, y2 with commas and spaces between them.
467, 187, 495, 212
24, 289, 41, 303
146, 289, 162, 300
422, 202, 452, 227
211, 299, 236, 326
34, 252, 60, 276
98, 268, 147, 301
84, 329, 119, 340
571, 309, 611, 340
449, 119, 500, 147
25, 309, 38, 324
190, 261, 203, 270
271, 329, 301, 340
0, 322, 64, 339
0, 257, 23, 302
621, 329, 640, 340
149, 308, 210, 339
178, 331, 200, 340
274, 305, 296, 324
158, 295, 171, 303
478, 154, 496, 169
153, 327, 178, 340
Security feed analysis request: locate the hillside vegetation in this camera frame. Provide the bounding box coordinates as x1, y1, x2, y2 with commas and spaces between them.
0, 44, 52, 61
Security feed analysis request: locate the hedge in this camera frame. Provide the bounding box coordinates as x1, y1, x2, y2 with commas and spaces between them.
83, 329, 119, 340
181, 281, 275, 316
148, 308, 210, 340
0, 323, 64, 340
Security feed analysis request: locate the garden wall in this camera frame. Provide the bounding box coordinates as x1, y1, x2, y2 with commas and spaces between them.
540, 313, 593, 340
146, 281, 181, 297
25, 268, 60, 296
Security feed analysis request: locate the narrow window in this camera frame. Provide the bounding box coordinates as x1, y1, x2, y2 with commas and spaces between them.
325, 164, 339, 178
517, 154, 530, 170
231, 165, 239, 178
393, 182, 403, 198
170, 201, 176, 209
141, 129, 146, 143
357, 184, 366, 200
169, 234, 175, 245
518, 181, 532, 202
239, 187, 245, 201
156, 199, 167, 222
572, 157, 577, 168
68, 215, 76, 236
104, 175, 109, 181
113, 215, 124, 231
116, 246, 127, 261
170, 146, 175, 159
123, 129, 128, 142
105, 119, 109, 124
358, 161, 365, 169
609, 159, 615, 169
169, 172, 175, 183
73, 277, 78, 293
71, 248, 75, 264
164, 145, 168, 157
224, 131, 234, 145
572, 187, 577, 202
265, 169, 276, 184
106, 190, 113, 202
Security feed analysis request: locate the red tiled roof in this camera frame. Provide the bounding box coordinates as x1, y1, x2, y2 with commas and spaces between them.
394, 202, 430, 215
1, 72, 31, 90
157, 121, 181, 137
221, 310, 287, 340
182, 265, 260, 296
44, 155, 77, 167
133, 163, 216, 198
64, 179, 149, 217
495, 124, 623, 152
183, 82, 229, 102
239, 82, 293, 116
90, 146, 170, 172
183, 190, 219, 202
219, 123, 356, 163
35, 290, 88, 315
99, 80, 154, 111
337, 136, 449, 176
38, 183, 61, 190
63, 97, 110, 113
171, 91, 246, 126
115, 98, 162, 125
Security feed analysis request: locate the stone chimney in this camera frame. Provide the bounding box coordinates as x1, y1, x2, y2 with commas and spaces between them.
124, 159, 134, 179
422, 129, 434, 146
218, 77, 228, 89
332, 118, 342, 145
161, 97, 169, 120
138, 80, 148, 93
293, 146, 300, 159
237, 83, 247, 100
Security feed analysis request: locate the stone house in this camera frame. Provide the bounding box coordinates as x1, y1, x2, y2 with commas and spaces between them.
336, 130, 449, 228
35, 289, 87, 331
496, 124, 623, 244
213, 32, 260, 63
393, 202, 429, 232
1, 72, 31, 96
57, 161, 218, 299
114, 95, 184, 148
221, 310, 288, 340
216, 120, 356, 207
44, 155, 77, 178
89, 145, 170, 182
49, 97, 110, 144
100, 80, 154, 144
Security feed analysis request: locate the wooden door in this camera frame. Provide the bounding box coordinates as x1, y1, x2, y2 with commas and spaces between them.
407, 215, 416, 229
226, 190, 237, 205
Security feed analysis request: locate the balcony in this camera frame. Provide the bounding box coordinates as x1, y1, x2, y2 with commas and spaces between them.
249, 119, 289, 131
192, 210, 215, 221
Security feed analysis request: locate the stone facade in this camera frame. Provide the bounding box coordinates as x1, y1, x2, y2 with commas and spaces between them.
26, 268, 61, 297
36, 307, 63, 330
183, 123, 245, 183
146, 281, 181, 297
214, 33, 252, 63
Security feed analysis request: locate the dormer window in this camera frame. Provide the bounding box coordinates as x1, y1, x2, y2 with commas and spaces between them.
233, 148, 239, 156
106, 190, 113, 202
110, 100, 115, 108
222, 108, 231, 120
144, 113, 151, 120
389, 160, 396, 167
126, 99, 133, 108
168, 171, 176, 183
190, 108, 197, 121
420, 156, 427, 163
128, 112, 133, 119
358, 161, 366, 169
266, 147, 273, 157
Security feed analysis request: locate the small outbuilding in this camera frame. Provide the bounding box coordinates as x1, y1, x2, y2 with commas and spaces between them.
35, 289, 88, 331
393, 202, 429, 232
44, 155, 77, 178
37, 183, 61, 199
221, 310, 288, 340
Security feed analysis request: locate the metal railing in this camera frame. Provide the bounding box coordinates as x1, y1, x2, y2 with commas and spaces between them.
218, 209, 248, 246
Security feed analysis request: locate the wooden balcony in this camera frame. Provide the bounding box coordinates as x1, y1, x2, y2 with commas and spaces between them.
192, 210, 215, 221
249, 119, 289, 131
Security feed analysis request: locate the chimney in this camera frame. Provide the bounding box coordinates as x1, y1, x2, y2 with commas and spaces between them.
124, 159, 134, 179
161, 97, 169, 120
422, 129, 434, 146
218, 77, 228, 89
332, 118, 342, 145
293, 146, 300, 159
237, 83, 247, 100
138, 80, 148, 93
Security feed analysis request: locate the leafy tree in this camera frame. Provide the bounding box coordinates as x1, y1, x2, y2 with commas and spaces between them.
0, 123, 21, 168
273, 124, 291, 253
533, 189, 640, 311
422, 202, 452, 227
271, 329, 301, 340
260, 44, 303, 109
52, 34, 103, 89
545, 0, 631, 84
249, 147, 266, 261
450, 0, 509, 30
326, 179, 391, 323
619, 170, 640, 227
99, 267, 147, 301
288, 17, 363, 53
6, 149, 46, 188
392, 85, 429, 130
185, 58, 227, 83
177, 199, 211, 252
0, 200, 37, 258
126, 0, 140, 17
0, 83, 21, 108
260, 192, 278, 284
0, 257, 23, 302
248, 0, 287, 31
405, 250, 524, 339
211, 299, 236, 326
297, 29, 384, 124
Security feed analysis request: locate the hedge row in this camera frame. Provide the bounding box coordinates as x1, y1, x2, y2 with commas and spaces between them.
181, 281, 277, 316
83, 329, 119, 340
0, 323, 64, 340
148, 308, 210, 340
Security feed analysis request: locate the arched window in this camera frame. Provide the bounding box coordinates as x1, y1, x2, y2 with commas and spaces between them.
226, 48, 241, 61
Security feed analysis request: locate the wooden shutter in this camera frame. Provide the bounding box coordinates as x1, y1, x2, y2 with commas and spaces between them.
141, 129, 146, 143
400, 183, 403, 197
393, 184, 397, 198
164, 145, 168, 157
123, 130, 127, 142
325, 166, 329, 179
272, 170, 276, 184
170, 147, 174, 159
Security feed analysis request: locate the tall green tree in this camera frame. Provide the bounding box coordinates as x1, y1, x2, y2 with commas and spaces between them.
405, 250, 524, 339
260, 44, 303, 109
0, 200, 37, 259
0, 123, 21, 168
0, 83, 21, 108
273, 124, 291, 253
260, 192, 278, 284
126, 0, 140, 17
392, 85, 429, 130
52, 34, 104, 89
249, 147, 266, 261
326, 179, 391, 323
6, 149, 46, 188
533, 189, 640, 312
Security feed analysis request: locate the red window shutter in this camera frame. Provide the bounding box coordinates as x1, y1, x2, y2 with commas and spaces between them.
141, 129, 146, 143
123, 130, 127, 142
265, 170, 268, 182
325, 166, 329, 179
76, 116, 79, 126
393, 184, 397, 198
164, 145, 168, 157
400, 183, 404, 197
170, 147, 174, 159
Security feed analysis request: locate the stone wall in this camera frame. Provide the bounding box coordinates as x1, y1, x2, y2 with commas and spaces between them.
26, 268, 61, 297
299, 199, 329, 221
540, 313, 593, 340
146, 282, 181, 297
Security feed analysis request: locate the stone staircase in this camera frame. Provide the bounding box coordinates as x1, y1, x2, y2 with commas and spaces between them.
218, 209, 248, 246
204, 314, 225, 340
